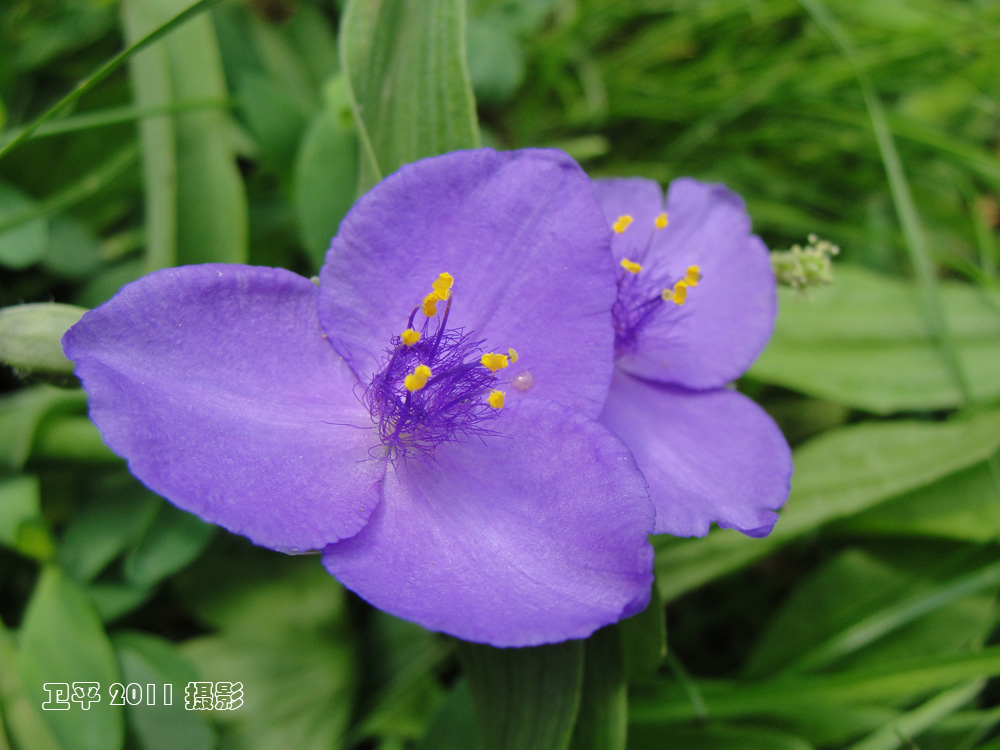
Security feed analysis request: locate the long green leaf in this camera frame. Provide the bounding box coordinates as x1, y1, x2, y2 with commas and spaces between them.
654, 408, 1000, 601
18, 567, 124, 750
0, 0, 222, 162
458, 640, 583, 750
750, 266, 1000, 413
569, 628, 628, 750
846, 680, 982, 750
631, 646, 1000, 724
746, 548, 999, 678
122, 0, 248, 269
339, 0, 479, 192
796, 0, 972, 405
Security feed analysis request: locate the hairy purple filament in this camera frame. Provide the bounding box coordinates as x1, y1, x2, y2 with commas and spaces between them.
364, 296, 502, 458
612, 270, 664, 356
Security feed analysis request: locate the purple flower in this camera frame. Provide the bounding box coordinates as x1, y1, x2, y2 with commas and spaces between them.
592, 177, 792, 538
63, 149, 656, 647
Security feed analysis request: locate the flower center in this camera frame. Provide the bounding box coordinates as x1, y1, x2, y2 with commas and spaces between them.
364, 273, 516, 459
609, 212, 701, 355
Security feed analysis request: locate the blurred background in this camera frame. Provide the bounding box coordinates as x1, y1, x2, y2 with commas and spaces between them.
2, 0, 1000, 748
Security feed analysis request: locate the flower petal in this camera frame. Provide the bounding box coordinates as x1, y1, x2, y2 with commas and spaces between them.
318, 148, 617, 418
63, 265, 386, 552
591, 177, 665, 262
596, 177, 776, 388
599, 370, 791, 537
322, 399, 655, 646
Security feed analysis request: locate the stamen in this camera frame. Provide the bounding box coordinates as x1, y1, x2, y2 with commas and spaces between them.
620, 258, 642, 274
422, 294, 439, 317
432, 272, 454, 300
655, 212, 668, 229
404, 364, 432, 392
684, 265, 701, 286
613, 215, 634, 234
662, 281, 689, 306
365, 273, 514, 459
481, 352, 509, 372
507, 347, 518, 364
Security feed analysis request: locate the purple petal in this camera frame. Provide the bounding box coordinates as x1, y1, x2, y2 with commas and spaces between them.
591, 177, 665, 262
599, 370, 791, 537
318, 148, 617, 418
596, 177, 776, 388
322, 399, 655, 647
63, 265, 385, 552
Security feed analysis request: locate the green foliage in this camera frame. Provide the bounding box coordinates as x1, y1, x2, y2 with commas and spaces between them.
1, 0, 1000, 748
18, 567, 125, 750
122, 0, 248, 269
340, 0, 480, 191
458, 639, 584, 750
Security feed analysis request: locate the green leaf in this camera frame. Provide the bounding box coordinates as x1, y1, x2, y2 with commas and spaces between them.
745, 547, 1000, 677
182, 618, 356, 750
339, 0, 479, 192
837, 459, 1000, 541
458, 639, 583, 750
629, 724, 814, 750
18, 566, 124, 750
0, 617, 60, 750
0, 0, 224, 162
349, 613, 448, 743
0, 182, 48, 269
293, 75, 360, 268
176, 544, 358, 747
31, 416, 119, 464
631, 647, 1000, 724
0, 475, 54, 561
569, 627, 627, 750
799, 0, 972, 405
619, 582, 667, 682
846, 679, 982, 750
85, 582, 155, 623
123, 500, 214, 587
0, 386, 88, 470
58, 478, 160, 582
238, 71, 311, 171
417, 681, 477, 750
465, 19, 525, 104
174, 540, 347, 636
0, 303, 86, 375
122, 0, 248, 269
750, 266, 1000, 413
42, 217, 103, 280
654, 408, 1000, 601
112, 632, 215, 750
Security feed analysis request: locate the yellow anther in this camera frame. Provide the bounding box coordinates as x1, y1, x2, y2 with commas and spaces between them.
684, 265, 701, 287
507, 347, 518, 364
404, 364, 432, 392
481, 352, 509, 372
662, 281, 690, 306
422, 293, 439, 317
488, 390, 506, 409
655, 212, 669, 229
612, 215, 634, 234
401, 328, 420, 346
620, 258, 642, 274
432, 272, 454, 301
